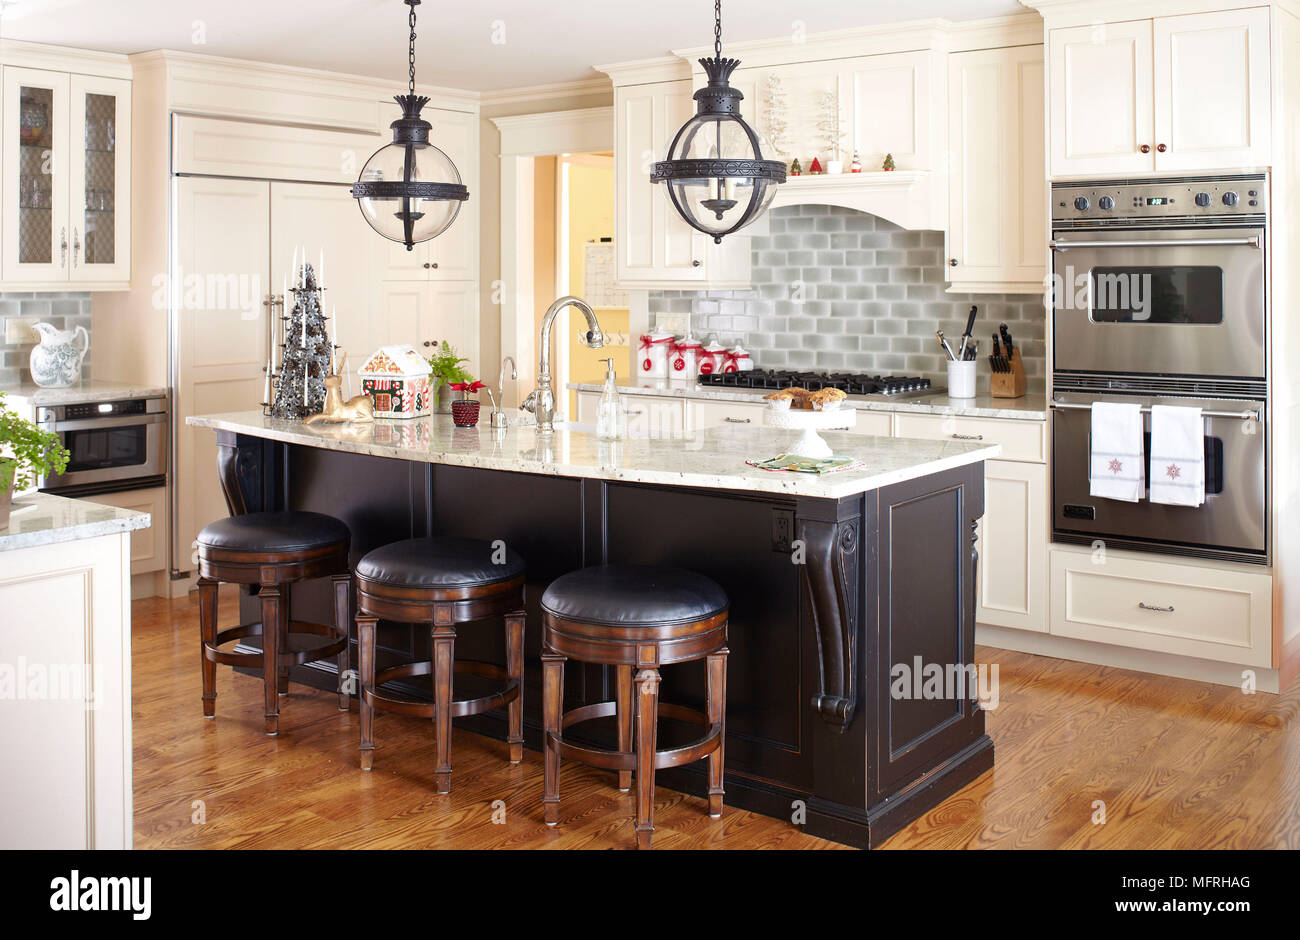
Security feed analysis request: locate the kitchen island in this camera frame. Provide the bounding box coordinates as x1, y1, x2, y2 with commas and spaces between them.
188, 410, 1000, 848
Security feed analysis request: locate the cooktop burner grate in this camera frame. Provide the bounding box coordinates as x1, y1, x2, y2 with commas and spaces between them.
698, 369, 934, 397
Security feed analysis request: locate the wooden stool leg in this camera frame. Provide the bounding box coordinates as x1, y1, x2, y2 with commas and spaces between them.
707, 648, 728, 818
505, 610, 525, 763
260, 585, 282, 735
634, 667, 661, 849
542, 652, 565, 825
276, 586, 291, 695
357, 615, 377, 770
615, 664, 634, 791
332, 574, 351, 711
431, 623, 456, 794
198, 577, 218, 718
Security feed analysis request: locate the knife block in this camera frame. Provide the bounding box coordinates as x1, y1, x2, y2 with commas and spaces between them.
990, 348, 1027, 399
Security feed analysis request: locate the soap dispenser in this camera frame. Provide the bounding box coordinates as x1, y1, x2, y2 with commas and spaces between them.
596, 358, 626, 441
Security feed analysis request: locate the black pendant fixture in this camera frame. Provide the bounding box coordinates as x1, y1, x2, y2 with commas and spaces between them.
351, 0, 469, 251
651, 0, 786, 244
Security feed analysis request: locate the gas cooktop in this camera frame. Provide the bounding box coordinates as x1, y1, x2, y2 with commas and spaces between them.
698, 369, 936, 399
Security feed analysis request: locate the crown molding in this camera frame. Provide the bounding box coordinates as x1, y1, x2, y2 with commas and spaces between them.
479, 76, 611, 107
1021, 0, 1277, 28
0, 37, 131, 78
491, 106, 614, 156
594, 55, 692, 87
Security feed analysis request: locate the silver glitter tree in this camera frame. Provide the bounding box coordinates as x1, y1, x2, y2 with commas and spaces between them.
270, 263, 334, 420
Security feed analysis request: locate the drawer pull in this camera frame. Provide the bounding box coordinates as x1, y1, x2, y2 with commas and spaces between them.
626, 409, 645, 417
723, 417, 752, 424
951, 433, 984, 441
1138, 602, 1175, 613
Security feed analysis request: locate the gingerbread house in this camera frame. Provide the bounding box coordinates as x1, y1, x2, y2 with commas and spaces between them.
358, 344, 433, 418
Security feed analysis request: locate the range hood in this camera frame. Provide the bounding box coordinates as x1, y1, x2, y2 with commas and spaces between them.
769, 170, 939, 231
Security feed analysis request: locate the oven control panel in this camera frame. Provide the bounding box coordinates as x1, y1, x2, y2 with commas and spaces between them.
1052, 174, 1266, 223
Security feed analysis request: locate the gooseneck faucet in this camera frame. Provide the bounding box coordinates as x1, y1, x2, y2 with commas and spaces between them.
521, 295, 604, 432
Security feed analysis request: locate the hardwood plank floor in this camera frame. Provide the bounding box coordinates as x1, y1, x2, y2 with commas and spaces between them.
131, 593, 1300, 849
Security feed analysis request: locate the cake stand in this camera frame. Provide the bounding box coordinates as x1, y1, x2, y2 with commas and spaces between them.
763, 407, 856, 459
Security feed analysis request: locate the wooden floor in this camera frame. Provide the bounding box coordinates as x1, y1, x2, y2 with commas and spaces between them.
132, 592, 1300, 849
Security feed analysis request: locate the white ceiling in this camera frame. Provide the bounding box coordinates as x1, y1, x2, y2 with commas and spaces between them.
0, 0, 1026, 92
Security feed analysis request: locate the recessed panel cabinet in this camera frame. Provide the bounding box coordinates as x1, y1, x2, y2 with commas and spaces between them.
1049, 8, 1269, 177
1, 65, 131, 288
947, 44, 1046, 294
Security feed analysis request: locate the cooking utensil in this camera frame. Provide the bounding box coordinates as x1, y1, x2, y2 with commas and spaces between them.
958, 305, 978, 359
991, 333, 1004, 372
936, 330, 958, 362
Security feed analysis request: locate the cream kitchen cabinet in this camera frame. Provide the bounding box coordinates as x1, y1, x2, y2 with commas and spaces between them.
375, 279, 480, 375
1048, 8, 1270, 177
1, 64, 131, 288
612, 79, 750, 290
378, 107, 478, 282
576, 390, 688, 437
947, 44, 1046, 294
977, 460, 1048, 633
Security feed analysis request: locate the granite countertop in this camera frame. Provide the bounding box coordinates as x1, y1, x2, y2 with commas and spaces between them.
0, 491, 152, 552
188, 410, 1001, 500
1, 380, 169, 406
567, 381, 1048, 421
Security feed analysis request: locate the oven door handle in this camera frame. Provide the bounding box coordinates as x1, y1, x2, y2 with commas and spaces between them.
1050, 402, 1261, 422
1050, 236, 1261, 251
40, 413, 169, 432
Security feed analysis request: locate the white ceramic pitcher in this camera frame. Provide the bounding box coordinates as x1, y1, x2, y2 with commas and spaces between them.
29, 322, 89, 388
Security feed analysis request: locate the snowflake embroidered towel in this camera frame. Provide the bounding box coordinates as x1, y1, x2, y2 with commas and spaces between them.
1149, 405, 1205, 507
1089, 401, 1145, 502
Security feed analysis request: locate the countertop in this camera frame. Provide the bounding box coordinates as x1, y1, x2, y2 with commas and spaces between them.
0, 491, 152, 552
187, 410, 1001, 500
0, 379, 169, 407
568, 381, 1048, 421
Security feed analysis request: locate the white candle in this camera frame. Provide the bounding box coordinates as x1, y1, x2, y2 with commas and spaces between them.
331, 305, 339, 375
318, 249, 325, 290
263, 358, 272, 404
291, 246, 298, 287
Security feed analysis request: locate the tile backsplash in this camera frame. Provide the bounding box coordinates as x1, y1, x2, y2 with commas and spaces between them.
0, 292, 94, 388
649, 205, 1046, 394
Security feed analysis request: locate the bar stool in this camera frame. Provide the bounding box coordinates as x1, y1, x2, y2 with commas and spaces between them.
540, 564, 729, 849
354, 536, 526, 793
197, 510, 352, 736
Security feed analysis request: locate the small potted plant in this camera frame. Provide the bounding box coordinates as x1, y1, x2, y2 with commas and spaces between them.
0, 391, 69, 529
449, 380, 487, 427
427, 340, 471, 414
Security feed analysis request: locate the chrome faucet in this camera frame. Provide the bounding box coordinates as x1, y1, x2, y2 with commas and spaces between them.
520, 295, 604, 432
489, 355, 516, 428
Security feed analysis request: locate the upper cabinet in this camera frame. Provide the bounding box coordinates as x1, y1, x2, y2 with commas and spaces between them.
1048, 8, 1270, 177
1, 50, 132, 290
947, 44, 1046, 294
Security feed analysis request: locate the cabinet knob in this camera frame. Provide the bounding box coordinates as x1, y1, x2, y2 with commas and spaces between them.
423, 341, 433, 347
692, 260, 702, 267
1156, 143, 1167, 153
423, 262, 431, 269
431, 262, 439, 269
948, 258, 958, 267
1139, 144, 1151, 154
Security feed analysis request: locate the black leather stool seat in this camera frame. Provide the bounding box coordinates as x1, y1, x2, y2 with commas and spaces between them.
356, 537, 526, 588
541, 565, 728, 627
197, 511, 350, 554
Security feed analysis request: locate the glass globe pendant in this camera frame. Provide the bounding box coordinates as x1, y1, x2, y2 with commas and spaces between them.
651, 0, 786, 244
351, 0, 468, 251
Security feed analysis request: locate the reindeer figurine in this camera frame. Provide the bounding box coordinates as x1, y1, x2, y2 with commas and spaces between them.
302, 355, 374, 425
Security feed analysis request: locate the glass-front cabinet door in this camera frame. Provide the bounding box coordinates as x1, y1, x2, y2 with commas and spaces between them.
69, 75, 131, 283
2, 67, 70, 282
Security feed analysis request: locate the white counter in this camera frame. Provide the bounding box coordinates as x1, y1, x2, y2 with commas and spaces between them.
1, 380, 168, 408
568, 380, 1048, 422
187, 410, 1001, 501
0, 491, 152, 552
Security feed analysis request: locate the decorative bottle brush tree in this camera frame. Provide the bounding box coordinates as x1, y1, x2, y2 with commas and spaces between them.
271, 263, 334, 420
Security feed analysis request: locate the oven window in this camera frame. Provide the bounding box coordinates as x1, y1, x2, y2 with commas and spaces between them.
1090, 266, 1224, 324
1141, 431, 1224, 496
62, 426, 148, 473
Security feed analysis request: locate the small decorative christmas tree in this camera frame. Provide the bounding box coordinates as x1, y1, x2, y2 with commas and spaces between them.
882, 152, 896, 171
809, 156, 824, 175
816, 90, 848, 170
850, 150, 862, 173
760, 74, 793, 161
271, 262, 335, 420
789, 157, 802, 176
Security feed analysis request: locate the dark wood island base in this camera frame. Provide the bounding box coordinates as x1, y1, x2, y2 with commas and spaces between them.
209, 424, 993, 849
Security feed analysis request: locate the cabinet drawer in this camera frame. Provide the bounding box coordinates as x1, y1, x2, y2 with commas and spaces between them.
894, 413, 1044, 462
1049, 549, 1272, 667
83, 486, 165, 575
691, 398, 765, 429
846, 409, 893, 437
623, 396, 687, 439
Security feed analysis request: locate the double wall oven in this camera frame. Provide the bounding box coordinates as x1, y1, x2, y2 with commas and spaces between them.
1050, 174, 1268, 563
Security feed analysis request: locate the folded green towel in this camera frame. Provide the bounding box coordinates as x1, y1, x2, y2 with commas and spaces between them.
747, 454, 863, 474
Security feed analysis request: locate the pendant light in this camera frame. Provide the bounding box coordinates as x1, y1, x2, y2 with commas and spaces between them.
651, 0, 786, 244
351, 0, 469, 251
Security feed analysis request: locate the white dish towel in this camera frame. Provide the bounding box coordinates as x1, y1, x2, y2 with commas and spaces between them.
1149, 405, 1205, 507
1089, 402, 1145, 502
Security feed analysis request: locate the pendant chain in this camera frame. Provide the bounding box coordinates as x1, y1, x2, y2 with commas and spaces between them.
713, 0, 722, 58
408, 3, 418, 97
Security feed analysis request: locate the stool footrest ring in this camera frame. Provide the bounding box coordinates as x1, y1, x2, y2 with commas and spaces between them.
550, 700, 722, 772
203, 620, 347, 668
363, 659, 520, 719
